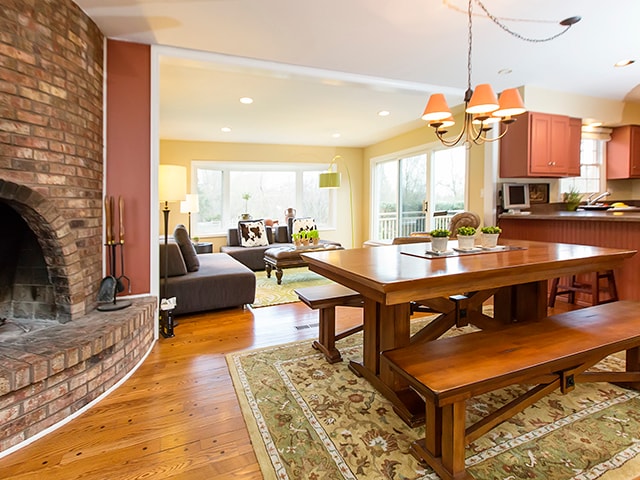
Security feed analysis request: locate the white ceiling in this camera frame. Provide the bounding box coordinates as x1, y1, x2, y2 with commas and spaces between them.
76, 0, 640, 147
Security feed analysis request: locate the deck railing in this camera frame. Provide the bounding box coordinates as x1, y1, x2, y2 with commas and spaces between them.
376, 211, 454, 240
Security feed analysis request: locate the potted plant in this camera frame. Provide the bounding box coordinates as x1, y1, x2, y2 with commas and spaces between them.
429, 228, 451, 253
480, 226, 502, 248
240, 193, 252, 220
456, 226, 477, 250
563, 187, 582, 211
292, 232, 302, 247
308, 229, 320, 246
299, 230, 310, 246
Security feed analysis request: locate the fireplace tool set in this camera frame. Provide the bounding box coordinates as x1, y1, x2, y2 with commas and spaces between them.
97, 195, 132, 311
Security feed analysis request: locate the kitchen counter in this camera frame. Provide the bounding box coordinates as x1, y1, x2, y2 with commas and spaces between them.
499, 209, 640, 222
498, 210, 640, 301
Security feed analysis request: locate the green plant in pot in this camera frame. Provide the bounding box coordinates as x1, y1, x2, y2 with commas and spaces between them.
429, 228, 451, 253
456, 226, 477, 250
480, 226, 502, 248
308, 229, 320, 245
240, 193, 252, 220
563, 187, 582, 211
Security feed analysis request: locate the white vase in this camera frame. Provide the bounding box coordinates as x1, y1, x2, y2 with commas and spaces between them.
431, 236, 449, 252
482, 233, 500, 248
457, 235, 476, 250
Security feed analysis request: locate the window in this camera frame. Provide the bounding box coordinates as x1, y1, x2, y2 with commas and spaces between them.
192, 162, 334, 236
559, 138, 606, 196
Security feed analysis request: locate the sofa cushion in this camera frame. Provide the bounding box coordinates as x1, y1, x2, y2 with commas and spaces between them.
238, 219, 269, 247
174, 224, 200, 272
159, 242, 188, 277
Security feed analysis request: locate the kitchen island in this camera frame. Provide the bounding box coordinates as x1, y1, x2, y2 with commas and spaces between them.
499, 209, 640, 301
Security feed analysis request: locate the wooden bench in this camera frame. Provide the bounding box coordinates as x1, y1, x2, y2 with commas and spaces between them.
295, 284, 364, 363
381, 301, 640, 480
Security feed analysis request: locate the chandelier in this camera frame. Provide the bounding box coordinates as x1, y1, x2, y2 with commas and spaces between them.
422, 0, 581, 147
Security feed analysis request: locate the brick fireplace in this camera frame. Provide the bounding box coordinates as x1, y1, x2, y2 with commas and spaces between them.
0, 0, 156, 454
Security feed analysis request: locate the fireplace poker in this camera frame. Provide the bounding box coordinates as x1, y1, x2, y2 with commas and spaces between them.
117, 195, 131, 293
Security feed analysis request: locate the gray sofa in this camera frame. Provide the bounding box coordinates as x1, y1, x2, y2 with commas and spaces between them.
159, 242, 256, 315
220, 224, 292, 270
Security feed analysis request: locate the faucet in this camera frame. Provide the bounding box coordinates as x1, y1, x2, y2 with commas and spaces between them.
587, 191, 610, 205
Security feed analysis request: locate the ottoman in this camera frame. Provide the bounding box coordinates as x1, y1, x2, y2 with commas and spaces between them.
264, 244, 343, 284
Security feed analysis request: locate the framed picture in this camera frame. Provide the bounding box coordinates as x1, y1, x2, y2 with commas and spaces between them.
528, 183, 549, 204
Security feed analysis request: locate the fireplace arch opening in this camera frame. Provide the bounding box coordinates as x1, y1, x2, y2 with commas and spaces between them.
0, 180, 87, 325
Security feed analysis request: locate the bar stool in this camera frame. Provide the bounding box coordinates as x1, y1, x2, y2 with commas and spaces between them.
548, 270, 618, 307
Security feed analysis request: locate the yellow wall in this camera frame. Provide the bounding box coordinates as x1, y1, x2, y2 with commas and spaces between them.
160, 140, 364, 250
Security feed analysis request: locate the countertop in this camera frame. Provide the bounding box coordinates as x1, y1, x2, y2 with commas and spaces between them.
499, 209, 640, 223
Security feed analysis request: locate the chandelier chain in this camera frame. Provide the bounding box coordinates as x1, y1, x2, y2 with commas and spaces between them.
467, 0, 473, 91
475, 0, 573, 43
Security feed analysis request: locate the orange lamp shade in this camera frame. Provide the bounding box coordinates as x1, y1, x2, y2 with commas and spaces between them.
466, 84, 499, 114
422, 93, 452, 122
493, 88, 526, 117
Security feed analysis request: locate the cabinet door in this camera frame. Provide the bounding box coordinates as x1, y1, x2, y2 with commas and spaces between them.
607, 125, 640, 179
631, 126, 640, 177
529, 113, 553, 175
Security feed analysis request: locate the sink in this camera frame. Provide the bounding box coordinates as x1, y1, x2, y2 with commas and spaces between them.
579, 204, 612, 211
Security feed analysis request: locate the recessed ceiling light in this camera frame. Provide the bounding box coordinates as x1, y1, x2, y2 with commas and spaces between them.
497, 68, 512, 76
614, 59, 635, 68
221, 127, 232, 133
239, 97, 254, 104
332, 133, 341, 138
378, 110, 390, 117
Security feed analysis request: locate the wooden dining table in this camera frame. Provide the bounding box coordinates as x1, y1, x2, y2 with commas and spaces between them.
302, 239, 637, 426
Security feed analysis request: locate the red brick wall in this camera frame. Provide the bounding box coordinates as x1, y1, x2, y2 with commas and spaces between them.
0, 0, 105, 315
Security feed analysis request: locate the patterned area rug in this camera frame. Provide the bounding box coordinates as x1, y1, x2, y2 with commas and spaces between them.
227, 319, 640, 479
251, 267, 332, 308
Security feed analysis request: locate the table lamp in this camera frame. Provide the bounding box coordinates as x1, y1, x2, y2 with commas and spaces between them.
180, 193, 200, 238
319, 155, 354, 247
159, 164, 187, 337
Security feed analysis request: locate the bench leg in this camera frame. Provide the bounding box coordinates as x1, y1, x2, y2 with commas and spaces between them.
265, 263, 272, 278
312, 307, 343, 363
411, 401, 470, 480
275, 268, 283, 285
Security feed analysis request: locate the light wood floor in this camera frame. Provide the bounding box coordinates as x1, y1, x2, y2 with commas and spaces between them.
0, 299, 574, 480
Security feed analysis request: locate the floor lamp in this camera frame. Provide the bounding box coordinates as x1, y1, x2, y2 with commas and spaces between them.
319, 155, 354, 248
180, 194, 199, 238
159, 164, 187, 338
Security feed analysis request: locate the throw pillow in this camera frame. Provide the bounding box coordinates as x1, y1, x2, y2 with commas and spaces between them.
291, 217, 317, 235
238, 219, 269, 247
173, 224, 200, 272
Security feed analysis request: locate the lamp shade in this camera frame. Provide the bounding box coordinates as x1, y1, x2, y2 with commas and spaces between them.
421, 94, 452, 122
180, 194, 200, 213
493, 88, 526, 118
466, 84, 499, 114
319, 171, 341, 189
159, 165, 187, 203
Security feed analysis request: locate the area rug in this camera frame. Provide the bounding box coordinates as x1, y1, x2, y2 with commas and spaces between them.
251, 267, 332, 308
227, 320, 640, 480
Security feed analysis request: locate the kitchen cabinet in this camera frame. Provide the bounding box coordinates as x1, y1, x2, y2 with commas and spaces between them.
499, 111, 581, 178
607, 125, 640, 179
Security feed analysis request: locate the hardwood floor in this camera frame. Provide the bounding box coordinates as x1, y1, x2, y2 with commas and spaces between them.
0, 299, 575, 480
0, 302, 363, 479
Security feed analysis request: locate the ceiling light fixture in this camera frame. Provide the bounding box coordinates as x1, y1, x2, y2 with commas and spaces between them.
239, 97, 253, 104
614, 59, 635, 68
378, 110, 390, 117
422, 0, 580, 148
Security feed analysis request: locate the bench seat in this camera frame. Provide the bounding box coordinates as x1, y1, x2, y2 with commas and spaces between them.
295, 284, 364, 363
381, 301, 640, 480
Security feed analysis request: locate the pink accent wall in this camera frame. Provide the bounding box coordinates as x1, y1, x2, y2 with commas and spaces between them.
106, 40, 151, 294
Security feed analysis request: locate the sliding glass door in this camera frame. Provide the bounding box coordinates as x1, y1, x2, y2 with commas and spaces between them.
371, 146, 467, 241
